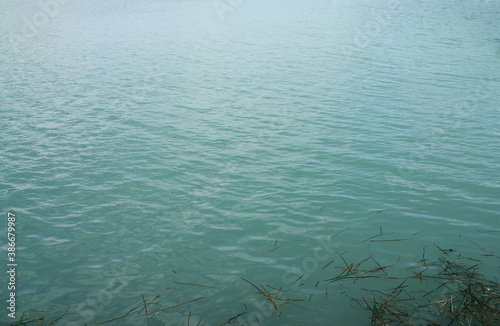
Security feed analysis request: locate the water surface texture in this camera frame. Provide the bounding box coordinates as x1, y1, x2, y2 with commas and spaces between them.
1, 0, 500, 325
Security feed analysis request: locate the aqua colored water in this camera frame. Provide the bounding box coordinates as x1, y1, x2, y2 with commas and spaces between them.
1, 0, 500, 325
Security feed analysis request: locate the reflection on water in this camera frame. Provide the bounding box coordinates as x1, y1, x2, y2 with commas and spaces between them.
1, 0, 500, 325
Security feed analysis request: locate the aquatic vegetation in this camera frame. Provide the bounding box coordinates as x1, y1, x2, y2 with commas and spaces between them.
240, 278, 304, 316
8, 242, 499, 326
346, 249, 500, 325
8, 309, 66, 326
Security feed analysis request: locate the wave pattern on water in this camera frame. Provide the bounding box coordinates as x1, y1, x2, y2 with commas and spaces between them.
1, 0, 500, 325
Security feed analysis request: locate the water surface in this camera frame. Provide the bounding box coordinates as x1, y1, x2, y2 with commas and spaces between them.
1, 0, 500, 325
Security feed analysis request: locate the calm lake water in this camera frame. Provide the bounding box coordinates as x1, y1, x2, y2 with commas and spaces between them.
1, 0, 500, 325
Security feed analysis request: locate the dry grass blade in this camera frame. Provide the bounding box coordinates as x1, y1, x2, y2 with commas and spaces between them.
172, 281, 219, 289
273, 287, 283, 313
241, 277, 263, 293
375, 207, 422, 214
362, 228, 395, 243
218, 304, 248, 326
369, 257, 393, 275
8, 310, 46, 326
322, 259, 334, 270
147, 297, 207, 317
92, 304, 143, 325
324, 255, 381, 285
240, 278, 302, 315
459, 235, 490, 254
48, 309, 68, 326
370, 239, 406, 242
142, 295, 148, 315
259, 245, 282, 256
331, 229, 346, 239
140, 238, 153, 245
137, 295, 161, 315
